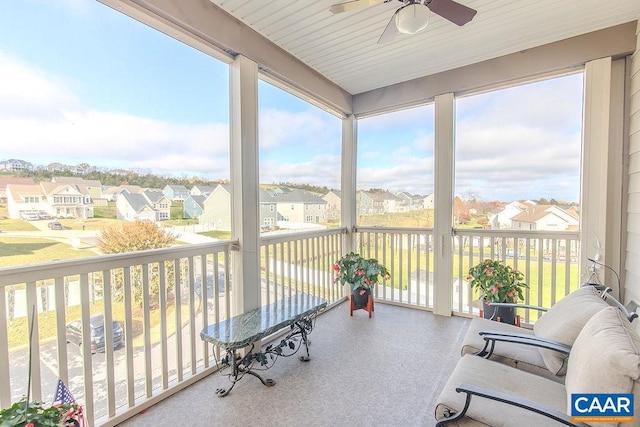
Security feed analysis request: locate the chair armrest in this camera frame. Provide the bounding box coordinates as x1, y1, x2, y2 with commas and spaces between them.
602, 292, 639, 323
435, 382, 588, 427
475, 332, 571, 358
488, 302, 548, 313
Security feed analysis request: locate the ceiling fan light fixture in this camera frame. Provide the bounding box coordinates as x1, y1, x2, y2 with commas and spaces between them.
395, 3, 430, 34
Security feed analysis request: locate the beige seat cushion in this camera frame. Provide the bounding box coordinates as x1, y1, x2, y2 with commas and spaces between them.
435, 354, 567, 427
533, 286, 609, 375
460, 317, 557, 380
565, 306, 640, 427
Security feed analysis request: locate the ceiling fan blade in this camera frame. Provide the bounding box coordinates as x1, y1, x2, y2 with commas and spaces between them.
377, 9, 400, 44
329, 0, 386, 14
427, 0, 477, 26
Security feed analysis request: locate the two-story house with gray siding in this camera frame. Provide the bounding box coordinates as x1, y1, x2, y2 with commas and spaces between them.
271, 188, 327, 224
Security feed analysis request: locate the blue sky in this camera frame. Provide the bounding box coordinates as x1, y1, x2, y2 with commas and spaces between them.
0, 1, 582, 202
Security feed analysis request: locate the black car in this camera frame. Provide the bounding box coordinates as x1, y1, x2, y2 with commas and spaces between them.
66, 314, 124, 353
194, 271, 231, 298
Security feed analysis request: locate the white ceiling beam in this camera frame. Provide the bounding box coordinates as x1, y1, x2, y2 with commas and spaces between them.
352, 22, 637, 117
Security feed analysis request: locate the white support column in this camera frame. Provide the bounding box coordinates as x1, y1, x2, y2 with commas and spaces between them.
340, 116, 357, 298
230, 55, 261, 314
341, 115, 357, 253
433, 93, 455, 316
581, 57, 618, 295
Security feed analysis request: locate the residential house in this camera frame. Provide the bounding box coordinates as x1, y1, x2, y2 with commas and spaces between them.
116, 192, 157, 222
115, 189, 170, 221
322, 190, 341, 221
44, 162, 67, 173
0, 177, 35, 203
271, 188, 327, 224
423, 193, 434, 210
396, 191, 425, 211
184, 194, 207, 219
357, 190, 402, 215
6, 182, 94, 219
0, 159, 33, 172
511, 204, 580, 231
102, 185, 145, 201
488, 201, 529, 229
40, 182, 94, 219
51, 177, 103, 200
162, 184, 189, 201
189, 185, 216, 196
200, 184, 278, 231
142, 189, 172, 220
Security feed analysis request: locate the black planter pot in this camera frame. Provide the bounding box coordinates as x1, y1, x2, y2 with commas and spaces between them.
482, 299, 517, 325
352, 288, 371, 308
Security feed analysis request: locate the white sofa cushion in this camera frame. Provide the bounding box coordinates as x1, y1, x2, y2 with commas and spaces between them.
533, 286, 609, 375
565, 306, 640, 427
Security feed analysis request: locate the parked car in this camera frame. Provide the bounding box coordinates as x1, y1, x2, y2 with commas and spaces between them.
66, 314, 124, 354
194, 272, 231, 297
20, 211, 39, 221
48, 221, 63, 230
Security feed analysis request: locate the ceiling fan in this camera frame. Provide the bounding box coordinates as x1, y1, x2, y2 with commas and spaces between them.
329, 0, 477, 44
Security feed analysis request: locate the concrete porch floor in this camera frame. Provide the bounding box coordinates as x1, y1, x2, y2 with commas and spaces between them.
117, 302, 470, 427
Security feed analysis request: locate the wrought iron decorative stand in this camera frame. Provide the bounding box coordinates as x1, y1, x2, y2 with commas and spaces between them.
214, 317, 316, 397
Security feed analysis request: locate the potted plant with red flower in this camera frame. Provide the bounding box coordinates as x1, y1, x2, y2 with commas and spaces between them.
467, 259, 528, 325
333, 252, 390, 308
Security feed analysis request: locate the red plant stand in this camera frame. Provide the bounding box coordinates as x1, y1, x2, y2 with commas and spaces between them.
350, 294, 374, 318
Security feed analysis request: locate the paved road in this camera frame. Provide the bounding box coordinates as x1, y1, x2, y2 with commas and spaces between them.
8, 305, 210, 421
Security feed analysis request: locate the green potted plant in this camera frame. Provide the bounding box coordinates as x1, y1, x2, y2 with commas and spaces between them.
333, 252, 390, 307
0, 398, 81, 427
467, 259, 528, 325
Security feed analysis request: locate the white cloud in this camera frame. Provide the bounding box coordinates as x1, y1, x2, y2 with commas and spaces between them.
0, 53, 230, 180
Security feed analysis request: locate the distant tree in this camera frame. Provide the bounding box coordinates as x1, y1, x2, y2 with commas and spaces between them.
98, 221, 176, 304
453, 196, 470, 224
538, 197, 549, 205
549, 198, 558, 205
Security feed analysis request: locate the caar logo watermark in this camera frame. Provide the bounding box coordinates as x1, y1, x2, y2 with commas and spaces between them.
571, 394, 634, 423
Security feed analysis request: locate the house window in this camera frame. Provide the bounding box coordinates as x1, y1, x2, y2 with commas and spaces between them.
264, 217, 274, 225
269, 205, 275, 212
291, 204, 294, 210
305, 215, 313, 222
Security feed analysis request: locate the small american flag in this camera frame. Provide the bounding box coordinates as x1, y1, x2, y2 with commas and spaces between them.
53, 379, 76, 406
52, 379, 85, 427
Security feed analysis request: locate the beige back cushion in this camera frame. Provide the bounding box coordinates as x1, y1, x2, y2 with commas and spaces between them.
533, 286, 609, 375
565, 307, 640, 426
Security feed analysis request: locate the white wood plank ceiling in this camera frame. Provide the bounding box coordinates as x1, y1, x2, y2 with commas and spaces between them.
209, 0, 640, 95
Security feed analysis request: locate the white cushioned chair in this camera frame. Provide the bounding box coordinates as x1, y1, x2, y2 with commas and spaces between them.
460, 286, 615, 381
436, 306, 640, 426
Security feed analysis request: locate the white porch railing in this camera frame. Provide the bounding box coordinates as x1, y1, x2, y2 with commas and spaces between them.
355, 227, 581, 323
0, 229, 347, 426
0, 227, 580, 425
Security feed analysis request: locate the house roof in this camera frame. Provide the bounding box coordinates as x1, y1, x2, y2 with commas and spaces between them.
189, 194, 207, 209
270, 188, 327, 204
121, 192, 153, 213
165, 184, 189, 192
192, 185, 216, 194
52, 177, 102, 187
0, 177, 36, 191
511, 204, 577, 223
144, 189, 167, 203
5, 184, 43, 202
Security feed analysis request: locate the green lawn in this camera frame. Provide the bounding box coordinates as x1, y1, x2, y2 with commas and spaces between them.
0, 219, 39, 232
199, 230, 232, 240
0, 237, 96, 267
